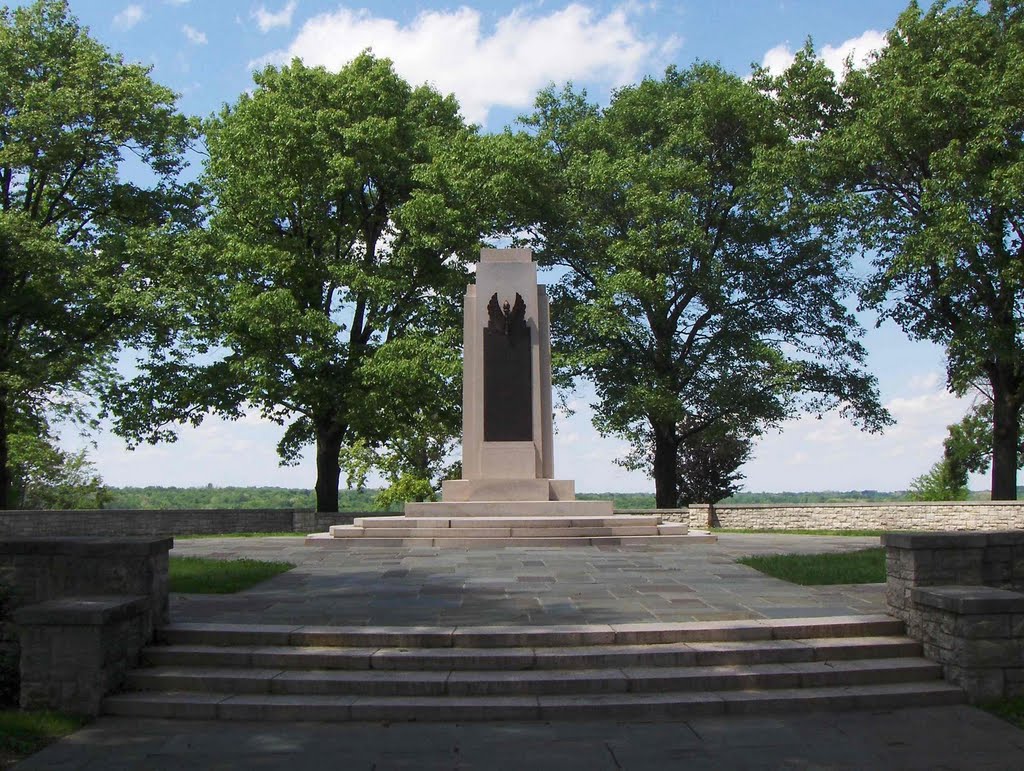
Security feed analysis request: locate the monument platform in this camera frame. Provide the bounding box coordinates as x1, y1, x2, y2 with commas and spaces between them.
308, 511, 717, 547
310, 248, 714, 548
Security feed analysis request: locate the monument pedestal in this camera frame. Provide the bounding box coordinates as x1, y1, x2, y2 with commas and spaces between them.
310, 248, 714, 547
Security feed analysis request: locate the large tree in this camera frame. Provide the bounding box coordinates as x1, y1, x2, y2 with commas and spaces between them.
0, 0, 196, 508
111, 55, 529, 512
775, 1, 1024, 498
524, 65, 889, 507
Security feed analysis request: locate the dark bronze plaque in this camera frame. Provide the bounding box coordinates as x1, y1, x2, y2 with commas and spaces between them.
483, 292, 532, 441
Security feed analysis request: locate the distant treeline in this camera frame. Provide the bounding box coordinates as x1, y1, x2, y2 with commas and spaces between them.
104, 486, 390, 511
102, 487, 1001, 511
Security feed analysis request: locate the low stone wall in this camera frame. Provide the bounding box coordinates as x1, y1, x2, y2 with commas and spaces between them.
883, 531, 1024, 703
15, 595, 152, 715
0, 509, 362, 538
0, 537, 173, 714
689, 501, 1024, 532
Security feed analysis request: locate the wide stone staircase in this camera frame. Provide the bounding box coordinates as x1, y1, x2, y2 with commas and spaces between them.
103, 615, 963, 721
309, 513, 716, 547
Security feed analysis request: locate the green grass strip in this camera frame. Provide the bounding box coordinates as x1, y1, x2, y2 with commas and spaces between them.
176, 532, 306, 539
737, 548, 886, 585
982, 696, 1024, 731
0, 710, 88, 759
169, 556, 295, 594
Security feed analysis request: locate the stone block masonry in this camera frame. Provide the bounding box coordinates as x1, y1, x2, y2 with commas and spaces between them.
689, 501, 1024, 532
15, 596, 151, 715
883, 531, 1024, 703
0, 537, 173, 715
0, 509, 354, 538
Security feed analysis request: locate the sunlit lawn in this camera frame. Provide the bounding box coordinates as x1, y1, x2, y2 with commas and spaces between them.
169, 556, 295, 593
737, 548, 886, 585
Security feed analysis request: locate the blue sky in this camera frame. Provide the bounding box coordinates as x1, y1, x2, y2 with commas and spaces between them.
53, 0, 996, 493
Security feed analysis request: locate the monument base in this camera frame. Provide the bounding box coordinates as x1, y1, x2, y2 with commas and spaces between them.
441, 478, 575, 502
310, 500, 720, 547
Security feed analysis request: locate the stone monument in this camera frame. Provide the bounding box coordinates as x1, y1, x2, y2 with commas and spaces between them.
432, 247, 584, 508
310, 248, 705, 544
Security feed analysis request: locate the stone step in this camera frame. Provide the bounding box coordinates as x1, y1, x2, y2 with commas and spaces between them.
351, 516, 666, 528
306, 533, 716, 547
347, 526, 664, 539
156, 616, 905, 649
404, 501, 615, 517
102, 681, 964, 722
143, 636, 923, 671
124, 658, 943, 698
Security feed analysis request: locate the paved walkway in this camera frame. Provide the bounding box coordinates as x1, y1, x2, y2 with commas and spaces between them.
170, 533, 887, 626
20, 707, 1024, 769
19, 534, 1024, 769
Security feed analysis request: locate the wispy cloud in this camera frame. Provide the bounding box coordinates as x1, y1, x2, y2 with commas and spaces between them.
183, 24, 207, 45
253, 3, 677, 126
761, 29, 886, 80
113, 5, 144, 31
253, 1, 297, 33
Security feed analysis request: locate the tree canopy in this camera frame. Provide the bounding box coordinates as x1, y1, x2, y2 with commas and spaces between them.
772, 0, 1024, 498
0, 0, 197, 508
524, 64, 889, 507
108, 55, 533, 512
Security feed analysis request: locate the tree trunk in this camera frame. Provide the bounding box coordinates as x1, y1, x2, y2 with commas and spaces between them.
652, 423, 679, 509
989, 377, 1020, 500
314, 425, 343, 513
0, 394, 9, 510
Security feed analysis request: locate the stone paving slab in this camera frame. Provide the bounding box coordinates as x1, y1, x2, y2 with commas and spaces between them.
169, 533, 887, 627
18, 706, 1024, 769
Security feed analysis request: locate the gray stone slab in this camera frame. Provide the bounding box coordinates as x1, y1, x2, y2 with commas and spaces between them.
19, 706, 1024, 770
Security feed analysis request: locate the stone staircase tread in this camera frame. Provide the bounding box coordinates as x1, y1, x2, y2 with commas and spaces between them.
351, 527, 664, 538
124, 657, 941, 698
103, 681, 964, 721
310, 535, 713, 547
144, 639, 835, 671
351, 516, 665, 528
156, 615, 907, 649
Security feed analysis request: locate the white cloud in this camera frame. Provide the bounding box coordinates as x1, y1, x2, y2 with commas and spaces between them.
907, 371, 943, 392
182, 25, 207, 45
253, 4, 675, 126
761, 44, 796, 77
254, 1, 298, 33
744, 382, 981, 492
113, 5, 144, 31
760, 29, 886, 80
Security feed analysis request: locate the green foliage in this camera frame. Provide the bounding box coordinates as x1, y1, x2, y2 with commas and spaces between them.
109, 54, 523, 512
943, 399, 1024, 477
523, 64, 889, 507
982, 696, 1024, 731
723, 490, 910, 503
577, 492, 656, 509
674, 423, 753, 506
0, 0, 198, 508
0, 709, 88, 758
908, 460, 970, 501
7, 430, 109, 509
168, 556, 295, 594
738, 548, 886, 585
769, 1, 1024, 498
104, 486, 393, 511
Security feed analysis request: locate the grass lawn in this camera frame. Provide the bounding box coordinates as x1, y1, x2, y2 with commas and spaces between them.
983, 696, 1024, 731
737, 547, 886, 585
0, 710, 88, 768
169, 556, 295, 593
177, 532, 306, 539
